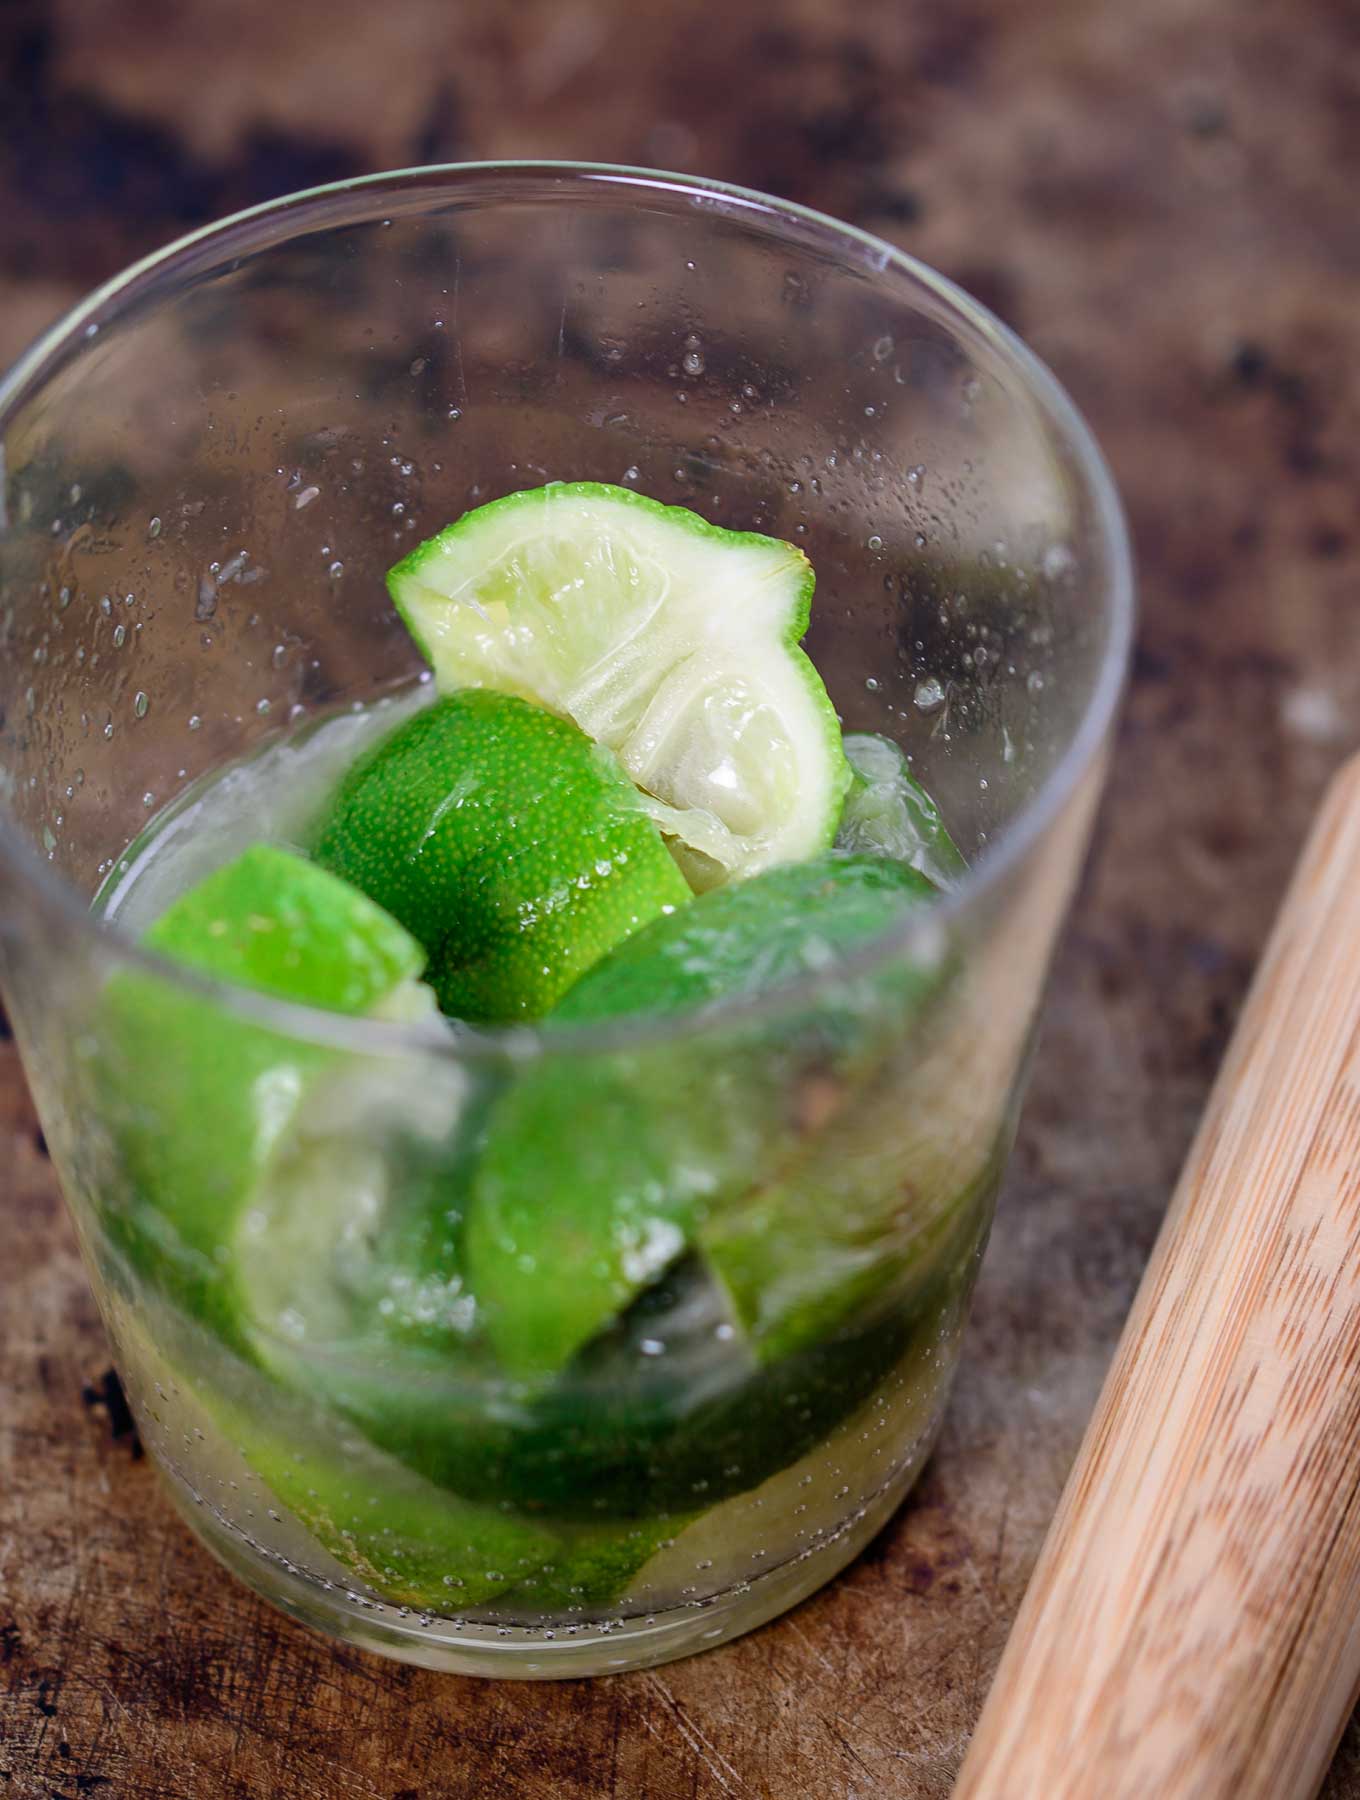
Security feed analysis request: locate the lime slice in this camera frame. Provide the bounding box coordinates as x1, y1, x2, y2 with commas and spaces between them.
388, 482, 851, 887
836, 732, 968, 888
101, 847, 428, 1344
312, 689, 691, 1022
219, 1399, 561, 1612
463, 852, 941, 1380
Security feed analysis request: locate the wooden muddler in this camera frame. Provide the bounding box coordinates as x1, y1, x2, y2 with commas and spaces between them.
954, 751, 1360, 1800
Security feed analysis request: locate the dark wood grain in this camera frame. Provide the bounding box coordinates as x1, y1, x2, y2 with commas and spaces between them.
2, 0, 1359, 1794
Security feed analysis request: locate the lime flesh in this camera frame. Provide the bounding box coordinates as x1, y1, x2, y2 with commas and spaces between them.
389, 482, 851, 888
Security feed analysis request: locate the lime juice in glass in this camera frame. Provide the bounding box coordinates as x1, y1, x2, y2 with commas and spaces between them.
0, 166, 1131, 1676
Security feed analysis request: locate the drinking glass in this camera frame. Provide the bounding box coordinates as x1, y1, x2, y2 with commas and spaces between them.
0, 164, 1132, 1676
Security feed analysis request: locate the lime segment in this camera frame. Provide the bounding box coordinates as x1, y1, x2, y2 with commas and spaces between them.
103, 847, 428, 1343
463, 853, 941, 1380
388, 482, 851, 886
312, 689, 691, 1022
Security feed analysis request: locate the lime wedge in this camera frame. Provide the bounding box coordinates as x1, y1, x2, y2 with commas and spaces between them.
102, 847, 428, 1343
836, 732, 968, 888
388, 482, 851, 887
312, 690, 691, 1022
463, 852, 941, 1380
220, 1401, 561, 1611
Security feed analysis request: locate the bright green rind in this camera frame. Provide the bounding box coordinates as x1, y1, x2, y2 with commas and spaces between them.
311, 690, 690, 1023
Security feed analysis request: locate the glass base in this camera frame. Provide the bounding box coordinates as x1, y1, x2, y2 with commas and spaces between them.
159, 1441, 933, 1677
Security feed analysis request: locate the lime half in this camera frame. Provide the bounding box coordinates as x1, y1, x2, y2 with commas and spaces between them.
389, 482, 851, 887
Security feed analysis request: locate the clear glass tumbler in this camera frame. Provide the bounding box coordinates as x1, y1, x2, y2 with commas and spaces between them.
0, 164, 1132, 1676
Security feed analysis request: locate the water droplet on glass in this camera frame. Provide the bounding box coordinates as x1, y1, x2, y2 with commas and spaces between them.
907, 464, 925, 485
914, 676, 946, 712
99, 595, 112, 617
328, 560, 345, 579
142, 792, 154, 808
256, 698, 271, 715
187, 714, 202, 731
865, 676, 881, 691
133, 691, 149, 718
1042, 542, 1076, 580
447, 406, 462, 422
409, 357, 427, 376
111, 623, 126, 648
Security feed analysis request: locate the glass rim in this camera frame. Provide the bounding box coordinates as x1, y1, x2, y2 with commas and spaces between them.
0, 160, 1134, 1064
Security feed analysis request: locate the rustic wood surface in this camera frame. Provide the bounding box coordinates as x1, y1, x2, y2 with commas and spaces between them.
1, 1, 1358, 1795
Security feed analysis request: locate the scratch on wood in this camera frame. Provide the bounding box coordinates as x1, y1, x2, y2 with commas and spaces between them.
643, 1673, 747, 1794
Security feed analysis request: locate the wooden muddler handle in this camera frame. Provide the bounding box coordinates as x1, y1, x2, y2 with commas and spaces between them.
954, 750, 1360, 1800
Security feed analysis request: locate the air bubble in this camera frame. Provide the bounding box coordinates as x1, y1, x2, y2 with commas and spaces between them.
147, 516, 163, 540
914, 676, 946, 712
867, 534, 883, 551
907, 465, 925, 485
187, 714, 202, 731
133, 692, 149, 718
112, 623, 126, 648
328, 561, 345, 579
409, 358, 427, 376
682, 348, 705, 376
